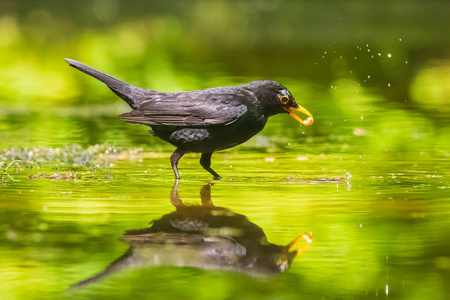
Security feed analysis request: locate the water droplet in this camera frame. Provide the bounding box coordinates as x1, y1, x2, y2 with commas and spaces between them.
355, 57, 357, 59
388, 83, 391, 87
368, 75, 370, 79
387, 53, 392, 58
405, 61, 408, 64
361, 116, 363, 119
399, 38, 402, 42
378, 53, 381, 56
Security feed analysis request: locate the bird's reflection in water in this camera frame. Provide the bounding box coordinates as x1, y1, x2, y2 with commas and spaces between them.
70, 183, 312, 289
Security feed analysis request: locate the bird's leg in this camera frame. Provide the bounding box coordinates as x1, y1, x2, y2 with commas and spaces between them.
200, 153, 222, 180
170, 149, 185, 180
200, 183, 215, 207
170, 180, 184, 207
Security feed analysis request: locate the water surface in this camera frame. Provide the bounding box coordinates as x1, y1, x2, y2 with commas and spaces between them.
1, 141, 449, 299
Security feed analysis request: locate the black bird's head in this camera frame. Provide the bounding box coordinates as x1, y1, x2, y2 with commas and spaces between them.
246, 80, 314, 126
255, 231, 314, 274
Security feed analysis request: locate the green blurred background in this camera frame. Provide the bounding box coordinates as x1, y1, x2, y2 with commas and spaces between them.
1, 1, 450, 299
1, 0, 449, 153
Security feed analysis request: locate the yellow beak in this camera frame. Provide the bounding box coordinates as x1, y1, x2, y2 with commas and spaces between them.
284, 105, 314, 126
287, 232, 313, 254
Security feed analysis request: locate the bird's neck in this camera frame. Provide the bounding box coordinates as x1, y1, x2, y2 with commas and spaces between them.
245, 85, 285, 117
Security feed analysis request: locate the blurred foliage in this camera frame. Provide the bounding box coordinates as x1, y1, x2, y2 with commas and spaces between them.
0, 0, 449, 156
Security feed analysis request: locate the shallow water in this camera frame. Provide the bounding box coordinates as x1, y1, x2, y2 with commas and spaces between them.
1, 86, 450, 300
1, 138, 449, 299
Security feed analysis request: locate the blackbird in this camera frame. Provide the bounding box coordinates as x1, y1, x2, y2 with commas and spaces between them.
69, 184, 313, 289
65, 59, 314, 179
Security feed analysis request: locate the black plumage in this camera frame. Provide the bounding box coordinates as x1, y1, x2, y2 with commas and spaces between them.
65, 59, 314, 179
69, 184, 313, 290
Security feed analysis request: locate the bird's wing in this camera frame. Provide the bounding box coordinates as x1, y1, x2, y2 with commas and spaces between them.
121, 233, 206, 246
119, 88, 251, 126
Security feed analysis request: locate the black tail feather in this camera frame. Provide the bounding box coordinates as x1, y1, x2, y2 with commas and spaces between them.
65, 58, 140, 109
67, 247, 134, 291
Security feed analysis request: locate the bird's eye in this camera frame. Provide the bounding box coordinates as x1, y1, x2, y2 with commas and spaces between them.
279, 96, 289, 105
